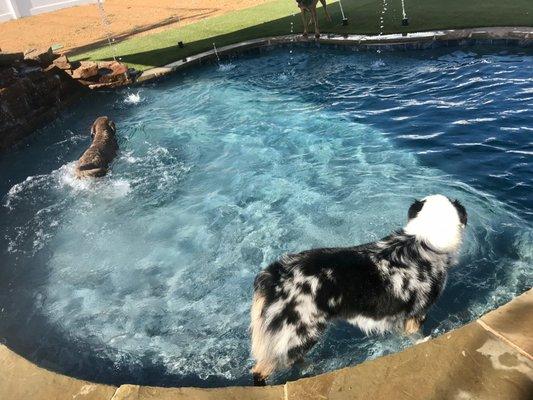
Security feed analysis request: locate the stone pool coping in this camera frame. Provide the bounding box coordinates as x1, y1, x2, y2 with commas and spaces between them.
136, 26, 533, 84
1, 288, 531, 399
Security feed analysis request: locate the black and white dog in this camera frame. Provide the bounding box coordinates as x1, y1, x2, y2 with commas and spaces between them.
250, 194, 467, 385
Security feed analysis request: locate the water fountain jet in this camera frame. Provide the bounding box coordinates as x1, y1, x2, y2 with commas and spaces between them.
401, 0, 409, 26
96, 0, 117, 62
213, 43, 221, 64
338, 0, 348, 26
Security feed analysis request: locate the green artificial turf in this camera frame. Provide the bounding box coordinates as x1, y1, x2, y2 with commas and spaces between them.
72, 0, 533, 71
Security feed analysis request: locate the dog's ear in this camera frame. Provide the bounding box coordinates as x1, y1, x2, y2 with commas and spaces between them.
452, 199, 468, 226
408, 199, 425, 220
108, 120, 117, 134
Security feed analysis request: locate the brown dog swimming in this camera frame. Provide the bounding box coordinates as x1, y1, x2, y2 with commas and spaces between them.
75, 116, 118, 178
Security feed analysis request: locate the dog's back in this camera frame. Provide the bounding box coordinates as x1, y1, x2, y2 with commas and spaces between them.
75, 116, 118, 178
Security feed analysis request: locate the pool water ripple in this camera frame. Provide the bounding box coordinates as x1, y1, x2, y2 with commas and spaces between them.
0, 45, 531, 387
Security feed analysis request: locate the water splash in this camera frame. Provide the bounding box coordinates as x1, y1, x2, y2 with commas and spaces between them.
218, 63, 236, 72
376, 0, 388, 54
124, 92, 142, 105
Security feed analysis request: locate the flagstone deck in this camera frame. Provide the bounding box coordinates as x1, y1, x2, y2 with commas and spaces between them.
1, 289, 531, 400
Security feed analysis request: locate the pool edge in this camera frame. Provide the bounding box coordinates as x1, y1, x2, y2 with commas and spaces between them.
135, 26, 533, 84
1, 288, 531, 400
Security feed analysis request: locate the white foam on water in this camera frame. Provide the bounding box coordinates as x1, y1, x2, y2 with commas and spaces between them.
4, 174, 49, 210
453, 117, 497, 125
56, 162, 131, 198
124, 92, 142, 105
218, 63, 236, 72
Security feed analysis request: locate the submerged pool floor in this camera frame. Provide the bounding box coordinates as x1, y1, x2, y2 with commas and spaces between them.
0, 45, 532, 387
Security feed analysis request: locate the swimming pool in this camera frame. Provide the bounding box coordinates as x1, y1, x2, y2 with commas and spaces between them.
0, 44, 531, 387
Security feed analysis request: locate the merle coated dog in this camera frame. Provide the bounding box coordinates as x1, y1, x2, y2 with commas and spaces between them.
250, 195, 467, 385
75, 116, 118, 178
296, 0, 332, 38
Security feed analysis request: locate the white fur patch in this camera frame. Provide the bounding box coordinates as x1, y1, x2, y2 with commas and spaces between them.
347, 315, 398, 335
404, 194, 464, 252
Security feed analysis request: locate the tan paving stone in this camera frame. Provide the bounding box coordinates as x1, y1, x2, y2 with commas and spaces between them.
0, 344, 116, 400
1, 290, 531, 399
286, 321, 533, 400
479, 289, 533, 358
111, 384, 141, 400
136, 385, 284, 400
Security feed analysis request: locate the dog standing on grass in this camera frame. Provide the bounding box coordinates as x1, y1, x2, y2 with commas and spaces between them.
250, 195, 467, 385
296, 0, 332, 38
75, 116, 118, 178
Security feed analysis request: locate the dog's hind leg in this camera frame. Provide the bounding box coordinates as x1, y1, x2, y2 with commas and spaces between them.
251, 293, 278, 385
319, 0, 332, 22
252, 360, 276, 386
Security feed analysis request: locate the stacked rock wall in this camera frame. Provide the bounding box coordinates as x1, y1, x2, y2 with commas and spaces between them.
0, 48, 133, 152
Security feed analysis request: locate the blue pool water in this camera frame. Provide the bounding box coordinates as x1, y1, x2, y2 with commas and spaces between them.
0, 45, 532, 387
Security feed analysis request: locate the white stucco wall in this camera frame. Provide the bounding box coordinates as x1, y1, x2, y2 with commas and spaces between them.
0, 0, 98, 22
0, 0, 17, 21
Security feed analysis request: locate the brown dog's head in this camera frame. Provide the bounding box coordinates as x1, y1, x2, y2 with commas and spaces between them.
91, 116, 116, 139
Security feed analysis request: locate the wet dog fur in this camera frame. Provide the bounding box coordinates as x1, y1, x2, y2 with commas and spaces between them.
250, 195, 467, 385
75, 116, 118, 178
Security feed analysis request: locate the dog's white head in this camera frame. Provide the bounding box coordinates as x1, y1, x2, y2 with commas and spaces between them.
404, 194, 467, 253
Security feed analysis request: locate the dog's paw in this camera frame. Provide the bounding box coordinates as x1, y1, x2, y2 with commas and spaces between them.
404, 318, 421, 335
252, 372, 266, 386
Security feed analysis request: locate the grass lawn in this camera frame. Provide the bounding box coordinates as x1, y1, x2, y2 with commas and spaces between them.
72, 0, 533, 71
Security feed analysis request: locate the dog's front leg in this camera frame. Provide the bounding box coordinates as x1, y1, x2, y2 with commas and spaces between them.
404, 316, 425, 334
310, 8, 320, 38
300, 9, 308, 37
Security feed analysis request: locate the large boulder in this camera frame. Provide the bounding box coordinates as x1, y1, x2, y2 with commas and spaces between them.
52, 55, 72, 70
71, 61, 99, 79
95, 60, 131, 86
23, 47, 58, 67
0, 52, 23, 67
0, 63, 87, 151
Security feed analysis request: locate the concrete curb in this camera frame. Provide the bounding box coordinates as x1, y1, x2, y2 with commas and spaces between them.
1, 289, 531, 399
136, 26, 532, 84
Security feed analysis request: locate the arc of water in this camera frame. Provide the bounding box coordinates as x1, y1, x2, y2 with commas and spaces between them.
213, 43, 221, 63
378, 0, 387, 37
338, 0, 346, 20
401, 0, 407, 20
96, 0, 117, 61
